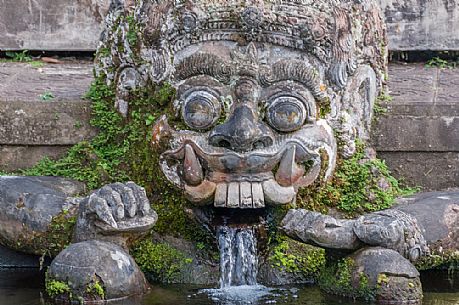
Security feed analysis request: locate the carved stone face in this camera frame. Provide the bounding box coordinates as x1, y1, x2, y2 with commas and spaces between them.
96, 0, 387, 208
155, 41, 337, 208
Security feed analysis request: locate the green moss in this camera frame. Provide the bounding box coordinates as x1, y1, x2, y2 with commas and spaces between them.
126, 15, 139, 47
319, 100, 331, 118
297, 142, 416, 216
414, 251, 459, 271
425, 57, 456, 69
39, 209, 77, 256
0, 207, 77, 257
86, 280, 105, 299
318, 257, 375, 301
131, 240, 193, 283
374, 91, 392, 115
18, 74, 213, 250
45, 279, 71, 298
270, 237, 326, 278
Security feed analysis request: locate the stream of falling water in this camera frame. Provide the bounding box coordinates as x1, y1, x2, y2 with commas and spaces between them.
198, 225, 273, 304
218, 225, 258, 288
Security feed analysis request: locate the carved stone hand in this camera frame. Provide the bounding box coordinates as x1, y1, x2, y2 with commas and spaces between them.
74, 182, 157, 247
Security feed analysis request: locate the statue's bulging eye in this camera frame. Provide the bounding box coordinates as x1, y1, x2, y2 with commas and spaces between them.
266, 96, 309, 132
182, 91, 221, 130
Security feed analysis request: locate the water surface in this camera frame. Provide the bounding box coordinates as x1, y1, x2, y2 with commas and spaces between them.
1, 269, 458, 305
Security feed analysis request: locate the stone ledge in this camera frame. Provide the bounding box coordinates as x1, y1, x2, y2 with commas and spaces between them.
372, 64, 459, 153
0, 146, 72, 172
377, 152, 459, 190
0, 100, 96, 145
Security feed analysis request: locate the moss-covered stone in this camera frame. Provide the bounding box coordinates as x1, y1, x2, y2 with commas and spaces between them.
269, 237, 326, 278
415, 251, 459, 271
0, 207, 77, 257
297, 142, 416, 216
318, 257, 376, 301
131, 240, 193, 283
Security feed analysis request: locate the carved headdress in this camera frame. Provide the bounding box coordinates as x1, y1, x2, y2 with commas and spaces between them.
98, 0, 387, 90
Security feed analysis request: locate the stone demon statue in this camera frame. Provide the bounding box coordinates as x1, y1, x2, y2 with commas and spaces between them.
1, 0, 456, 304
101, 0, 386, 208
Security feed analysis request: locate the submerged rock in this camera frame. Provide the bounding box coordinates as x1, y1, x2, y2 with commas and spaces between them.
47, 240, 148, 302
350, 247, 422, 304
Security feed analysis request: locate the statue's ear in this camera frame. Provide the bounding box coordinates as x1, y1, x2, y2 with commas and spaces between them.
341, 65, 377, 141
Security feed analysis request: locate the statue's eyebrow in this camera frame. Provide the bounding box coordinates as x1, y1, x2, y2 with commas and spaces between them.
261, 60, 327, 102
175, 53, 233, 84
175, 54, 327, 102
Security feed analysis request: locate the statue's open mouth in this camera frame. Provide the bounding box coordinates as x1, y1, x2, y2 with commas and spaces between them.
154, 116, 337, 208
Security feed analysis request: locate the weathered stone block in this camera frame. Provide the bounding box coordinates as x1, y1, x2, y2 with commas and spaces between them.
376, 152, 459, 190
380, 0, 459, 50
373, 115, 459, 152
0, 145, 71, 171
0, 100, 96, 145
0, 0, 108, 51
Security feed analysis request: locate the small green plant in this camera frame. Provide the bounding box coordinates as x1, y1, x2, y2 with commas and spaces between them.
86, 280, 105, 299
374, 92, 392, 115
5, 50, 33, 62
45, 279, 71, 298
145, 114, 156, 126
414, 250, 459, 271
74, 121, 83, 129
132, 240, 193, 283
40, 91, 55, 101
30, 60, 45, 68
426, 57, 456, 69
319, 258, 375, 301
270, 237, 326, 277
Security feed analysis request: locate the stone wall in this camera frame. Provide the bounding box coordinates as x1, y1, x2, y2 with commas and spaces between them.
372, 64, 459, 190
1, 0, 459, 51
0, 0, 109, 51
380, 0, 459, 50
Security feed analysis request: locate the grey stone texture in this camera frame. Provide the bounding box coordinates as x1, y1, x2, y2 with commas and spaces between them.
0, 0, 109, 51
394, 189, 459, 252
0, 176, 85, 255
350, 247, 423, 304
1, 0, 459, 51
0, 61, 96, 171
48, 240, 149, 301
380, 0, 459, 51
373, 64, 459, 190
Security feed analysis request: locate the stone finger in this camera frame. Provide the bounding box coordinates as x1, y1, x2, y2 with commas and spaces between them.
112, 182, 137, 218
126, 181, 151, 216
99, 185, 125, 221
88, 193, 118, 229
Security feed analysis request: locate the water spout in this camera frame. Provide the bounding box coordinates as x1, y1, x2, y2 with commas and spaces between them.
217, 226, 258, 288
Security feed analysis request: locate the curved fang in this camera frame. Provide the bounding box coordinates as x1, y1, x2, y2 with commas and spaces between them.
183, 144, 204, 186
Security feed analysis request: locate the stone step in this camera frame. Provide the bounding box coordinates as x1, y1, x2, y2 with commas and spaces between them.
0, 61, 457, 190
372, 63, 459, 190
0, 61, 95, 170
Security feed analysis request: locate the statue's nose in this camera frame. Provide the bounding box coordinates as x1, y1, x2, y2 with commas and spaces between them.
209, 105, 274, 152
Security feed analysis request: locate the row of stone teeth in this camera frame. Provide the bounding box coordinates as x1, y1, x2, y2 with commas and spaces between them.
214, 181, 265, 209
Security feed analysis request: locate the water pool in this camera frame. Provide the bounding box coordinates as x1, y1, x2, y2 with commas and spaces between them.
1, 269, 457, 305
